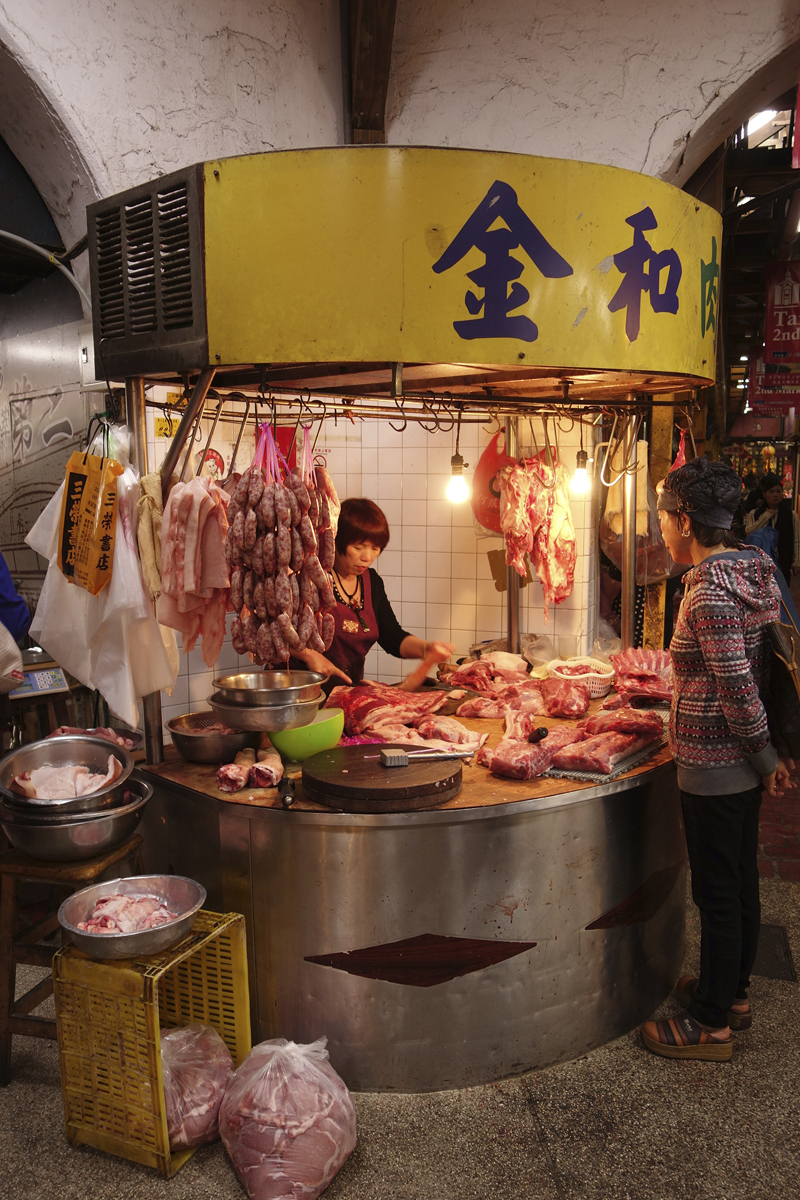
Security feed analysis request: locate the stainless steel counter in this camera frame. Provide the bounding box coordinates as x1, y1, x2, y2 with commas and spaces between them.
138, 756, 685, 1092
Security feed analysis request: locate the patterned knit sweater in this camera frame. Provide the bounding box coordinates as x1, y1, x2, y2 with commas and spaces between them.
669, 547, 781, 795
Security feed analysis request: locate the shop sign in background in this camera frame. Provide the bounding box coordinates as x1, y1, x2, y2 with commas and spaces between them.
203, 148, 721, 382
749, 348, 800, 413
765, 262, 800, 363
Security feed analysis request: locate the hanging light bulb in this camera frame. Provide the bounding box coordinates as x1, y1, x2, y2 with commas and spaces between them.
570, 449, 590, 494
447, 452, 469, 502
446, 409, 470, 502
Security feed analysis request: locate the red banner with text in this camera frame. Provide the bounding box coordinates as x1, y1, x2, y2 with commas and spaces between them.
765, 262, 800, 363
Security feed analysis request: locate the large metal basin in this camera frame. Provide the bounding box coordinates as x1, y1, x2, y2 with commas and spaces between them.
0, 779, 151, 861
0, 735, 133, 811
211, 671, 324, 706
58, 873, 206, 959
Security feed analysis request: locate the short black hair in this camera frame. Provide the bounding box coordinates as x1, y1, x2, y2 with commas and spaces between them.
760, 472, 782, 492
335, 498, 390, 555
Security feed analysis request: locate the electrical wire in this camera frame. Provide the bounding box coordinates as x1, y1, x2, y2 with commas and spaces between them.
0, 228, 92, 309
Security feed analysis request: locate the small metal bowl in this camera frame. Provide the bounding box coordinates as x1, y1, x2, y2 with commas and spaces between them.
58, 873, 206, 960
211, 670, 325, 707
209, 693, 321, 732
0, 779, 151, 862
166, 712, 260, 764
0, 736, 133, 811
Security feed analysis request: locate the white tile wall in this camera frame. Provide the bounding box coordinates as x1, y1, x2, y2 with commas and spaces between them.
145, 392, 601, 709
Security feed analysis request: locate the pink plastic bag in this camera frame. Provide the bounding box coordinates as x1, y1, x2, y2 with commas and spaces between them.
160, 1023, 234, 1150
219, 1036, 357, 1200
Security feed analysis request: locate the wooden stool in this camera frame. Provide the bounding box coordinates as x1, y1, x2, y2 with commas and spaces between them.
0, 834, 144, 1085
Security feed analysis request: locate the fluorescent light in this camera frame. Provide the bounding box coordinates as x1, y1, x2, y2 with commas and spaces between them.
737, 195, 755, 206
736, 383, 745, 389
740, 355, 748, 361
748, 110, 777, 136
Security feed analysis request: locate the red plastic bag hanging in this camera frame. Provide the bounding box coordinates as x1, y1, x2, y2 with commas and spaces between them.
669, 429, 687, 474
471, 432, 517, 534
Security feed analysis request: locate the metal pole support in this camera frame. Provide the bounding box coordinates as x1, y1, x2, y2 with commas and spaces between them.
621, 413, 638, 651
126, 375, 165, 766
505, 416, 521, 655
159, 367, 216, 503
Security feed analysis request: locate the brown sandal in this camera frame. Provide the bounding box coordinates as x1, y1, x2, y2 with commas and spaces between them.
641, 1012, 734, 1061
676, 976, 752, 1031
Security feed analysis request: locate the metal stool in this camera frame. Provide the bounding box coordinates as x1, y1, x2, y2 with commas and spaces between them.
0, 834, 144, 1085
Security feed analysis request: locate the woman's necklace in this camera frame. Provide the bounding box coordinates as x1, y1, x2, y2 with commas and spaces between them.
331, 569, 370, 633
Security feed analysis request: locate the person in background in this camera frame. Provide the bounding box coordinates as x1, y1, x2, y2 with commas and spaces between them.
744, 472, 800, 584
0, 552, 30, 643
293, 498, 454, 690
741, 472, 760, 514
641, 458, 790, 1062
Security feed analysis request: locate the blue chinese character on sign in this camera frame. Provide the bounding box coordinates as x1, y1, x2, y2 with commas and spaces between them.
432, 180, 573, 342
607, 207, 682, 342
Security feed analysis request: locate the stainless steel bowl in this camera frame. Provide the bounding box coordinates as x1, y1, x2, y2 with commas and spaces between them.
209, 693, 321, 732
0, 779, 151, 862
0, 735, 133, 811
211, 670, 324, 707
58, 873, 206, 960
166, 712, 260, 764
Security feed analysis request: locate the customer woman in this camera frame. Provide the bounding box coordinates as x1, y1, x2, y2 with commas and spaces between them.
744, 471, 800, 584
641, 457, 790, 1062
294, 497, 454, 689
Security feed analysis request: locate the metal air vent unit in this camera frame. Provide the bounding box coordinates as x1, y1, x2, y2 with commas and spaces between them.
87, 165, 206, 377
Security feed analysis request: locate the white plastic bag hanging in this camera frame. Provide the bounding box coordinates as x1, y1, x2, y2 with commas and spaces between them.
219, 1036, 356, 1200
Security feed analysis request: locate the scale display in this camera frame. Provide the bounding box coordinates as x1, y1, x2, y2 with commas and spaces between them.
9, 668, 69, 699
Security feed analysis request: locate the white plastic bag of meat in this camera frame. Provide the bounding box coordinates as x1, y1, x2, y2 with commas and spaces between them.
161, 1023, 234, 1150
219, 1036, 356, 1200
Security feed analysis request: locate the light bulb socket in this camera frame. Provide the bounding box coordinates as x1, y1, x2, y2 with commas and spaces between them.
450, 452, 466, 474
575, 449, 588, 471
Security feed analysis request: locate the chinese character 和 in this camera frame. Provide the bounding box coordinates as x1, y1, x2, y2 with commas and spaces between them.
608, 207, 682, 342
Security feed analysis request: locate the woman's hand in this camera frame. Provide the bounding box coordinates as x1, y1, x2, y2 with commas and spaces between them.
423, 640, 456, 663
763, 760, 794, 796
295, 648, 351, 685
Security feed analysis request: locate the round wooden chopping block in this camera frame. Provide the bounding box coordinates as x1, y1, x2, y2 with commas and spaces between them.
301, 744, 462, 812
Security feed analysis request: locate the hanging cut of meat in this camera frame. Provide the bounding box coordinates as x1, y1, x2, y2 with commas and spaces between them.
550, 729, 661, 775
326, 683, 447, 736
540, 676, 590, 718
498, 453, 577, 617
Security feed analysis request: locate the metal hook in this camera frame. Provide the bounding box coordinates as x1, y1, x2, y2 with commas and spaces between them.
196, 392, 224, 475
389, 394, 408, 433
222, 395, 251, 483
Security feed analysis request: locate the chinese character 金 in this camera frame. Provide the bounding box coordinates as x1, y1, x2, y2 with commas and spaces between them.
700, 237, 719, 337
96, 552, 110, 572
608, 207, 682, 342
432, 179, 573, 342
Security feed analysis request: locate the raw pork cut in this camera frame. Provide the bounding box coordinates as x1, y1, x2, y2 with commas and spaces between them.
507, 684, 546, 715
48, 726, 138, 749
77, 894, 178, 933
249, 749, 284, 788
219, 1037, 356, 1200
540, 677, 590, 718
456, 697, 509, 720
216, 749, 256, 793
503, 710, 547, 741
13, 754, 123, 800
550, 730, 661, 775
326, 683, 446, 736
583, 710, 664, 737
498, 453, 577, 616
161, 1023, 234, 1150
611, 647, 672, 704
483, 727, 586, 780
413, 714, 489, 749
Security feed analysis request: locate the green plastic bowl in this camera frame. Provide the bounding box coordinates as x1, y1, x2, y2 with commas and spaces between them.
268, 707, 345, 762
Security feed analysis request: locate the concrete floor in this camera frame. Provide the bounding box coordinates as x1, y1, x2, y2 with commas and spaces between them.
2, 878, 799, 1200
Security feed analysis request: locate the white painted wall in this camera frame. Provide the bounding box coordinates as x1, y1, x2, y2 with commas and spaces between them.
0, 0, 342, 245
387, 0, 800, 182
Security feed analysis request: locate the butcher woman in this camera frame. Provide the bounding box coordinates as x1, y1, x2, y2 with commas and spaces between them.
293, 498, 454, 691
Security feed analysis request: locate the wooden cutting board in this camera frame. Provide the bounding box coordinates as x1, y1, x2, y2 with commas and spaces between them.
301, 744, 463, 812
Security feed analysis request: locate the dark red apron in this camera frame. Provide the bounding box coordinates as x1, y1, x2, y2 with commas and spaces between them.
326, 569, 378, 686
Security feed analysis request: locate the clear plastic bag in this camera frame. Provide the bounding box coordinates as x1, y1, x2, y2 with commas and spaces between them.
161, 1023, 234, 1150
219, 1036, 357, 1200
600, 469, 676, 586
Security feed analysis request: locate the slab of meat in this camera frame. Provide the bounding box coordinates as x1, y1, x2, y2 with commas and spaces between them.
216, 749, 256, 793
498, 462, 533, 576
76, 893, 179, 933
540, 677, 590, 718
583, 710, 664, 737
531, 459, 577, 617
248, 749, 284, 788
444, 660, 495, 692
550, 729, 661, 775
507, 684, 546, 715
13, 754, 123, 800
611, 647, 672, 703
219, 1036, 356, 1200
326, 683, 446, 736
483, 726, 586, 780
498, 454, 576, 616
49, 726, 138, 749
161, 1023, 234, 1151
413, 714, 489, 751
456, 697, 509, 720
503, 710, 548, 741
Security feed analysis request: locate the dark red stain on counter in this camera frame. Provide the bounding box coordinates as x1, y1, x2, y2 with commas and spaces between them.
585, 860, 684, 930
305, 933, 537, 987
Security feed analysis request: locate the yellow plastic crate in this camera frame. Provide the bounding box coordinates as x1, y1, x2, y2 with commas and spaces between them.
54, 910, 251, 1177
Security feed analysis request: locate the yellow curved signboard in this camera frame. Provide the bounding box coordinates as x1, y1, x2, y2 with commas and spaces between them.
203, 147, 720, 382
